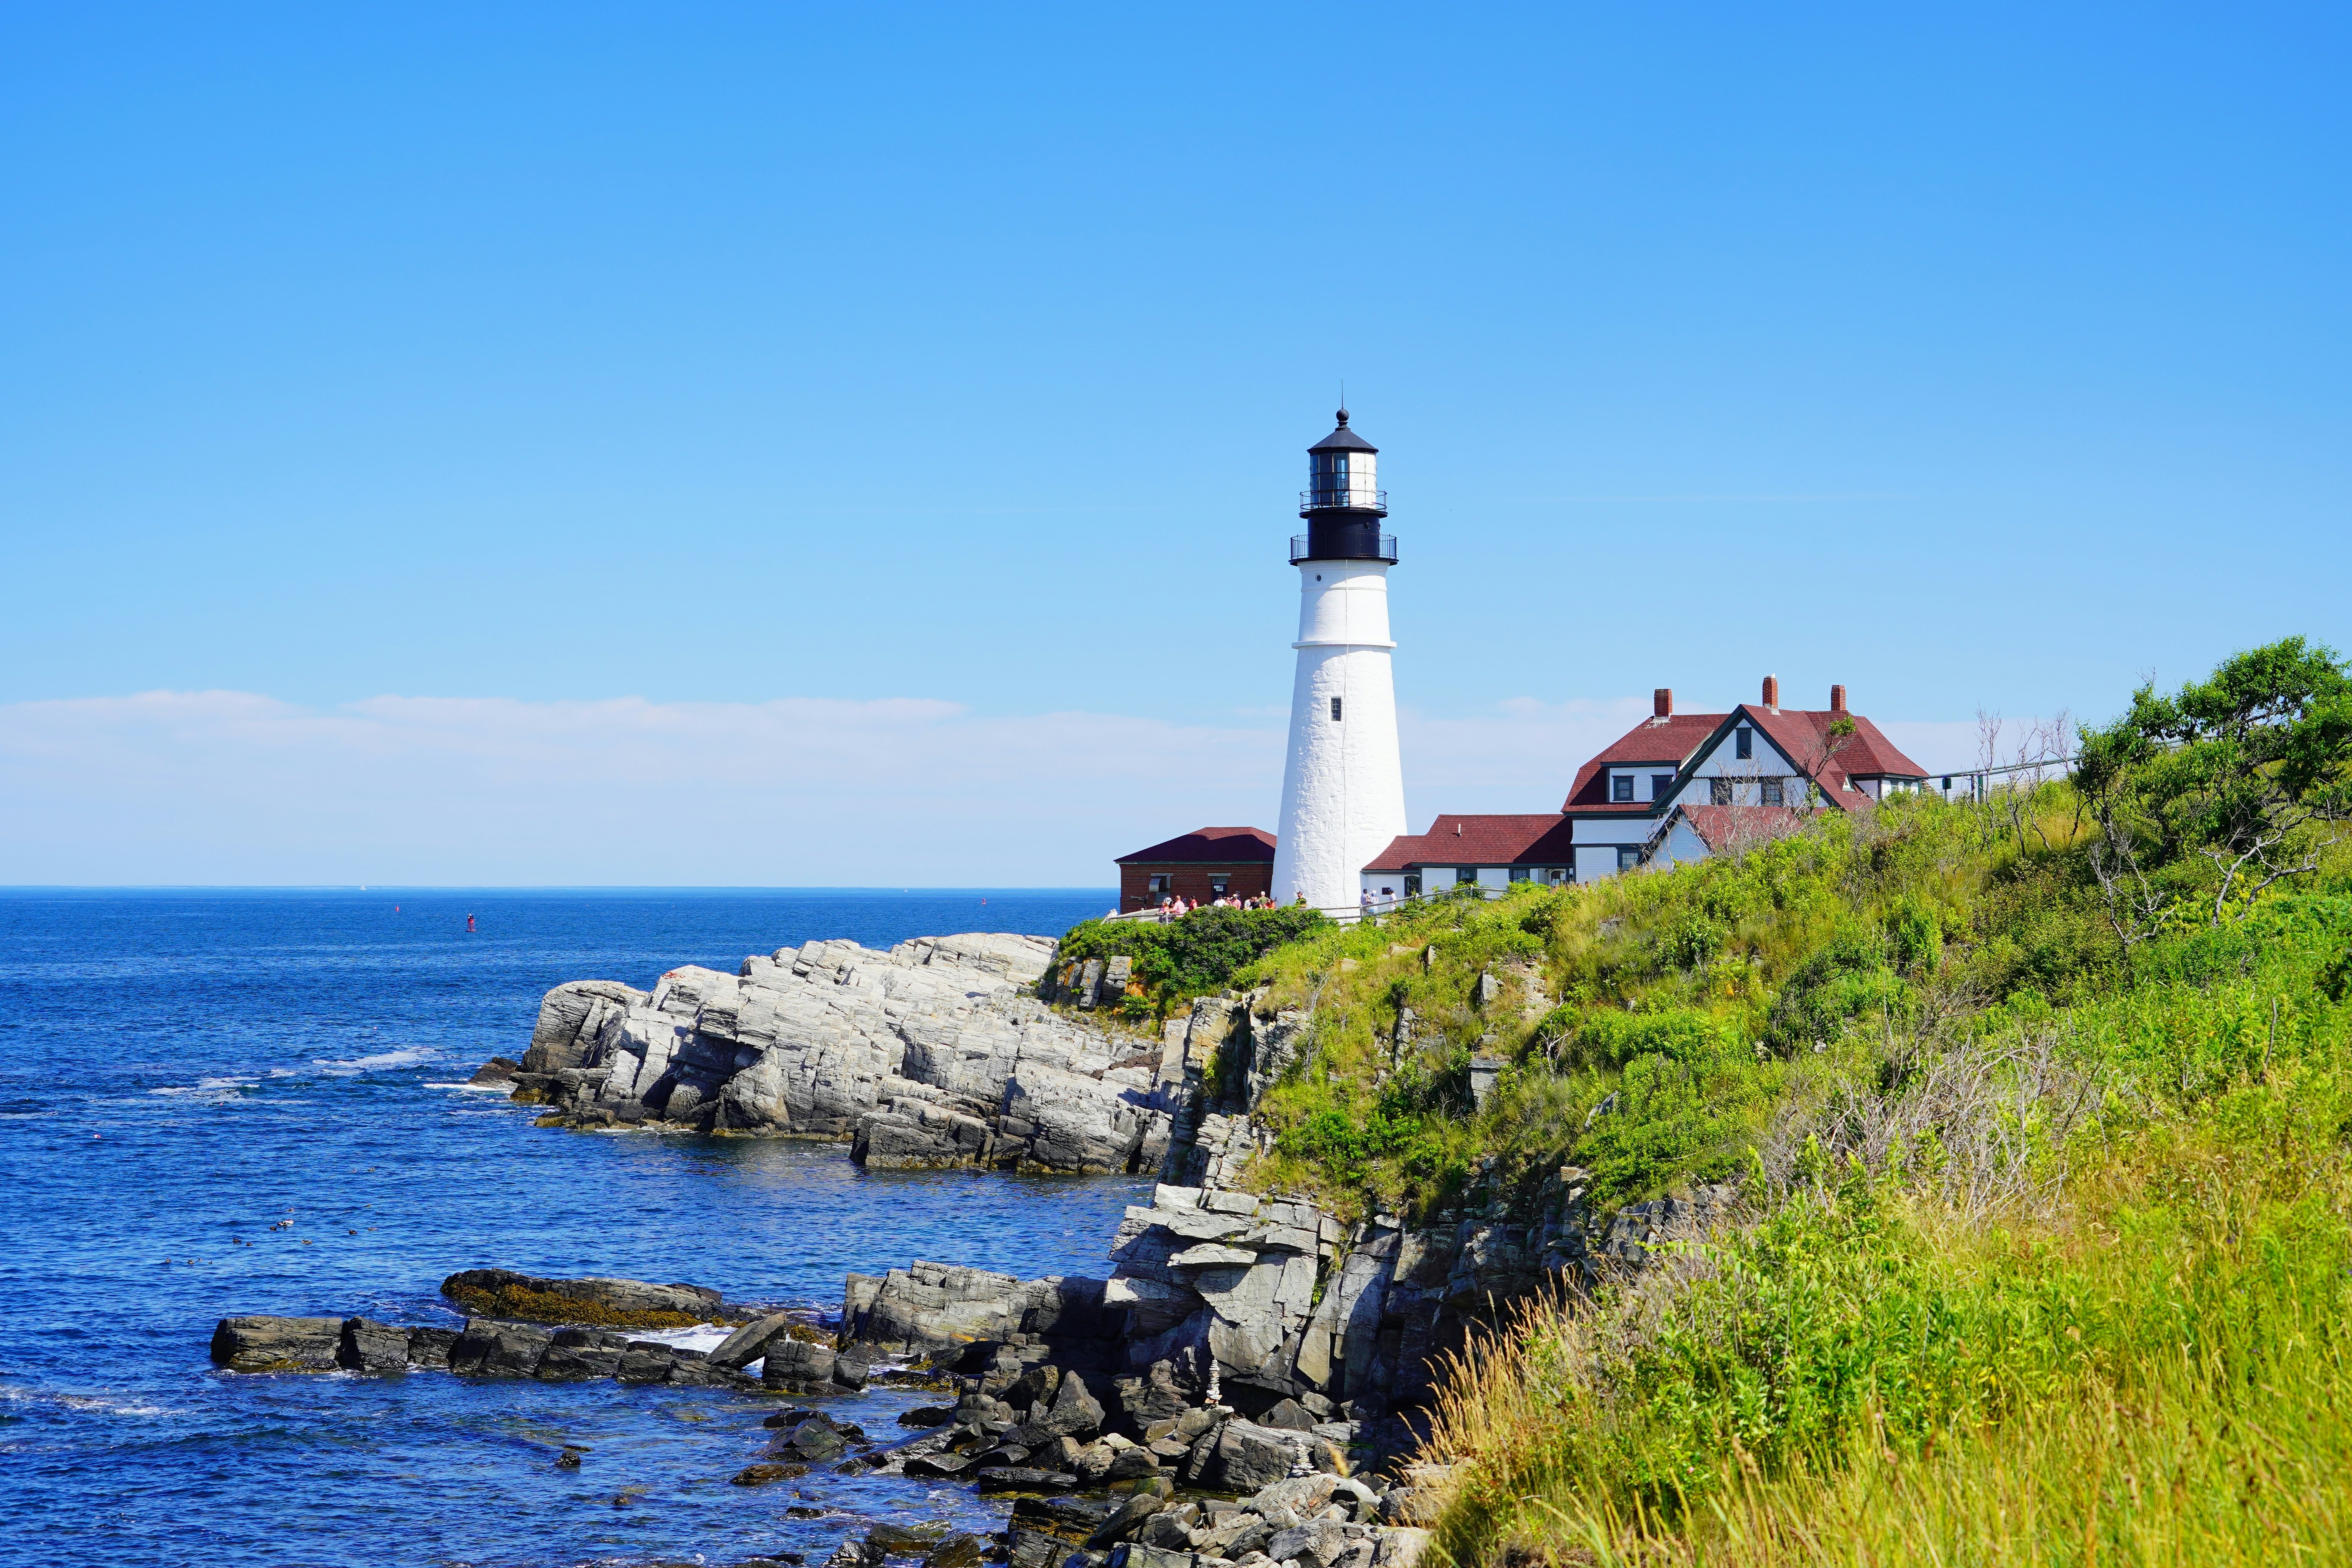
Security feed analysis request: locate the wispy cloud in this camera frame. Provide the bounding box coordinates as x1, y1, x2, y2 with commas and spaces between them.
1497, 493, 1909, 505
0, 690, 1999, 885
0, 691, 1283, 885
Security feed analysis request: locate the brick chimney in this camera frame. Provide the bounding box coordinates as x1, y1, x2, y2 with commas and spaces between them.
1830, 683, 1847, 714
1762, 673, 1780, 713
1653, 687, 1673, 722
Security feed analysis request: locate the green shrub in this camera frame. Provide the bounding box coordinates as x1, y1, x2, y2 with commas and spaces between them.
1050, 906, 1329, 999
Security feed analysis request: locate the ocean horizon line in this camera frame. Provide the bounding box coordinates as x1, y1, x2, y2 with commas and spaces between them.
0, 884, 1120, 896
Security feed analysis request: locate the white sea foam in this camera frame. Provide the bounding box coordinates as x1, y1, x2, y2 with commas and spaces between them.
629, 1323, 735, 1354
423, 1081, 513, 1091
152, 1076, 256, 1100
0, 1385, 174, 1418
314, 1047, 433, 1075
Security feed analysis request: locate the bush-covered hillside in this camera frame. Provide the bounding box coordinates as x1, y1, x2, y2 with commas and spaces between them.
1185, 638, 2352, 1564
1050, 905, 1328, 1021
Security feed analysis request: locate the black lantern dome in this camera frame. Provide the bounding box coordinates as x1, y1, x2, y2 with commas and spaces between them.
1292, 409, 1398, 564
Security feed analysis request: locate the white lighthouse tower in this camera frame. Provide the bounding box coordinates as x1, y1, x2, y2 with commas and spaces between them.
1272, 409, 1408, 915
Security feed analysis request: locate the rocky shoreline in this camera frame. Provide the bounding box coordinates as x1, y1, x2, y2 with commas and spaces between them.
212, 929, 1735, 1568
497, 934, 1192, 1178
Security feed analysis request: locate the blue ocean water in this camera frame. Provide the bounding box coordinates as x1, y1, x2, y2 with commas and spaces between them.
0, 889, 1139, 1568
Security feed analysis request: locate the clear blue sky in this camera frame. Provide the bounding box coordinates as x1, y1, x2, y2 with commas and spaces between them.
2, 5, 2347, 884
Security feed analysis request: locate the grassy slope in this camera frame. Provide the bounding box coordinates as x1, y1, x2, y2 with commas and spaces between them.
1203, 789, 2352, 1564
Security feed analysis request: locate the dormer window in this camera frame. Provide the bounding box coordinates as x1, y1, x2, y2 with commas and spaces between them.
1651, 773, 1675, 800
1612, 774, 1634, 803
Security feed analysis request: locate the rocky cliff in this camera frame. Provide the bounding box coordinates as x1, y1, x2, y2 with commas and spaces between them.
504, 929, 1736, 1450
841, 1149, 1737, 1451
510, 933, 1183, 1176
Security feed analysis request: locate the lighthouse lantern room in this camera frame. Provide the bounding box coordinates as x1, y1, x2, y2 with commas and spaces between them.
1272, 409, 1410, 916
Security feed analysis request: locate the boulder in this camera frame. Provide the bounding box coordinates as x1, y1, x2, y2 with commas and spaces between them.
1250, 1475, 1339, 1517
709, 1310, 802, 1370
1267, 1521, 1349, 1568
1007, 1528, 1076, 1568
976, 1466, 1081, 1493
536, 1327, 626, 1381
1106, 1445, 1161, 1482
1107, 1548, 1191, 1568
336, 1317, 411, 1373
439, 1268, 726, 1328
762, 1339, 838, 1393
616, 1343, 677, 1382
1201, 1519, 1272, 1560
1258, 1397, 1316, 1431
769, 1419, 849, 1462
1198, 1420, 1339, 1493
449, 1320, 552, 1378
867, 1523, 949, 1558
923, 1534, 987, 1568
1033, 1370, 1107, 1439
1373, 1528, 1432, 1567
404, 1326, 458, 1369
730, 1463, 808, 1486
210, 1316, 342, 1373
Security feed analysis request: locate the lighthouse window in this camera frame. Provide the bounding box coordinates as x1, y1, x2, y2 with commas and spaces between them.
1330, 697, 1343, 721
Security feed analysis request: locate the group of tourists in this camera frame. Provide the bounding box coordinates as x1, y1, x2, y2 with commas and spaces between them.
1110, 891, 1285, 922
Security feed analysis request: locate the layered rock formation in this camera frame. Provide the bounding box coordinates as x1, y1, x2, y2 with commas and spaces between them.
440, 1268, 731, 1328
844, 1155, 1739, 1434
209, 1314, 774, 1386
510, 934, 1180, 1176
472, 925, 1740, 1539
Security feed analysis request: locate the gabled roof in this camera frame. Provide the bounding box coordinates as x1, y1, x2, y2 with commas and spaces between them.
1564, 704, 1930, 816
1563, 713, 1728, 812
1116, 826, 1277, 865
1307, 410, 1378, 454
1364, 813, 1575, 872
1749, 708, 1926, 780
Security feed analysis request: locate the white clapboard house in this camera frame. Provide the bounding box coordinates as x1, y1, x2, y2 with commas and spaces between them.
1360, 677, 1929, 902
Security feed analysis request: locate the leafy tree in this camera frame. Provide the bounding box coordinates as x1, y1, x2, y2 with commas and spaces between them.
2074, 637, 2352, 940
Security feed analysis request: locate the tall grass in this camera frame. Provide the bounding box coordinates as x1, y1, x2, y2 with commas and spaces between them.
1420, 1003, 2352, 1565
1182, 774, 2352, 1561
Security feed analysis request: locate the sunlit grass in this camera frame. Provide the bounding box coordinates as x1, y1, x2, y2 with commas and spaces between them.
1420, 1082, 2352, 1566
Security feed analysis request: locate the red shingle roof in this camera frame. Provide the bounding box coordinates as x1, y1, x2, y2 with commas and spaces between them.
1562, 714, 1729, 811
1115, 826, 1277, 865
1364, 814, 1575, 872
1564, 704, 1928, 815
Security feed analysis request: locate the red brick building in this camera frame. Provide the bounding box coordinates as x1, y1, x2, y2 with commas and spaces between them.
1115, 826, 1277, 912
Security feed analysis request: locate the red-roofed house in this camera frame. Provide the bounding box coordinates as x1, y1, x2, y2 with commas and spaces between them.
1361, 679, 1929, 900
1115, 826, 1278, 912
